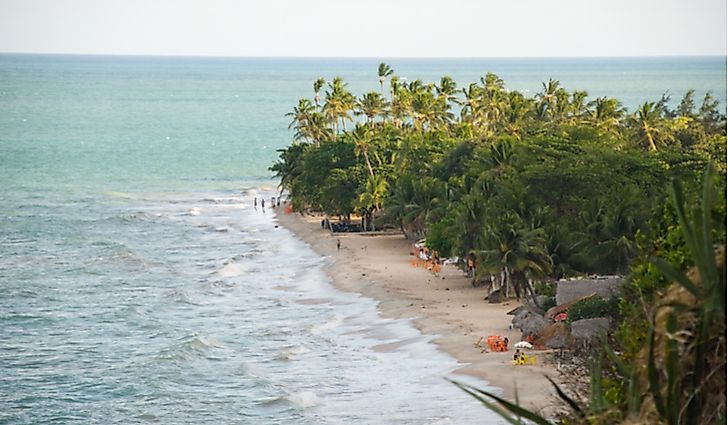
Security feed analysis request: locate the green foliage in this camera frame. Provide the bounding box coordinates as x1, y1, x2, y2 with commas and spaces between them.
425, 215, 455, 257
540, 297, 556, 311
274, 68, 726, 303
567, 295, 618, 323
452, 166, 726, 424
533, 281, 555, 297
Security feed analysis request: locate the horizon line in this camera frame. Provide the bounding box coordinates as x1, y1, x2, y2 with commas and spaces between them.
1, 51, 726, 61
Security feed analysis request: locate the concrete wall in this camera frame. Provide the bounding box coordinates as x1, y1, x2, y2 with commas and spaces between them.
555, 276, 623, 306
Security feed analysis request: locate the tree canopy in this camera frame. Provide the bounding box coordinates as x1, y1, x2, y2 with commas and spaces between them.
272, 66, 726, 298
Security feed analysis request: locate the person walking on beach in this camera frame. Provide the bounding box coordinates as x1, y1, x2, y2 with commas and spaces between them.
337, 239, 341, 251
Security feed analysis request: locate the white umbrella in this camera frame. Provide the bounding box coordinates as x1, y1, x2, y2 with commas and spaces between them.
514, 341, 533, 349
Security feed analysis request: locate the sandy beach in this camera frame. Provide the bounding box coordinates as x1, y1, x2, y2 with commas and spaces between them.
276, 210, 562, 416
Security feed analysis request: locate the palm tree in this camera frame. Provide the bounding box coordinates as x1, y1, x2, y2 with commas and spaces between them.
631, 102, 665, 151
502, 91, 532, 138
460, 83, 482, 125
355, 92, 388, 124
406, 177, 445, 238
381, 175, 418, 237
475, 211, 552, 300
436, 76, 458, 103
323, 76, 355, 133
357, 174, 389, 231
350, 123, 376, 178
569, 90, 589, 122
410, 86, 438, 131
313, 77, 325, 109
306, 112, 335, 145
285, 98, 315, 142
587, 96, 625, 134
378, 62, 394, 94
537, 78, 561, 118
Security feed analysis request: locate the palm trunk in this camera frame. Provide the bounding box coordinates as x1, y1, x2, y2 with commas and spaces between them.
363, 151, 375, 179
644, 124, 657, 151
502, 267, 509, 298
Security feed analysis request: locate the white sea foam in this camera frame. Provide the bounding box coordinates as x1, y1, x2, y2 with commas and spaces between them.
308, 314, 345, 335
276, 345, 311, 361
217, 262, 247, 278
286, 391, 320, 409
423, 418, 455, 425
166, 289, 198, 305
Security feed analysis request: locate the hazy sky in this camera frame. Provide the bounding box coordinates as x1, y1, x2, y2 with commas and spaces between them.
1, 0, 726, 57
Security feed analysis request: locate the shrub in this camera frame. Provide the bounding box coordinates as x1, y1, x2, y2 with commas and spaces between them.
567, 295, 618, 323
533, 281, 556, 297
540, 296, 557, 311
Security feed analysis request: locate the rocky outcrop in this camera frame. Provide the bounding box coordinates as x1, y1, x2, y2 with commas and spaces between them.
511, 306, 550, 340
537, 322, 573, 349
570, 317, 610, 342
485, 289, 502, 304
522, 297, 546, 315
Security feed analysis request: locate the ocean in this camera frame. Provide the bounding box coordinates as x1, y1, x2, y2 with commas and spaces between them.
0, 54, 725, 424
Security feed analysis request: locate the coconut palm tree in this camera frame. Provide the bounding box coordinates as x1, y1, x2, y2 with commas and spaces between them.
436, 76, 458, 103
381, 175, 418, 237
475, 211, 552, 300
350, 123, 376, 178
587, 96, 625, 135
410, 86, 438, 131
313, 77, 325, 109
357, 174, 389, 231
323, 76, 355, 133
378, 62, 394, 94
569, 90, 589, 122
537, 79, 561, 111
285, 98, 315, 142
631, 102, 666, 151
502, 91, 532, 138
355, 92, 388, 124
460, 83, 482, 125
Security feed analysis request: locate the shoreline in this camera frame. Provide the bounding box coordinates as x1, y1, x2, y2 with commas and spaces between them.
275, 210, 562, 417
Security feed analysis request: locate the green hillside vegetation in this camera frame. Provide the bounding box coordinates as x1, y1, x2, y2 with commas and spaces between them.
272, 64, 727, 424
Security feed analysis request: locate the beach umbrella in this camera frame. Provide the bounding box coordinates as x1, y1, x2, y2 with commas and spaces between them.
514, 341, 533, 349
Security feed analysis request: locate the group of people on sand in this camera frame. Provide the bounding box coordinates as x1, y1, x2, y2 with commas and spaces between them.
410, 245, 442, 276
253, 196, 281, 210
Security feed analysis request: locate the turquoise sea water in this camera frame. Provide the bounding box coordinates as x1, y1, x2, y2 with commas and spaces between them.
0, 54, 725, 424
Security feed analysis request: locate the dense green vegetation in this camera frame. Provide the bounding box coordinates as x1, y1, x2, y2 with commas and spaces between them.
272, 64, 726, 423
272, 64, 726, 300
456, 168, 725, 425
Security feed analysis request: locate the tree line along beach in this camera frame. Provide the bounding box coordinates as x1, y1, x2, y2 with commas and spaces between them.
272, 62, 726, 423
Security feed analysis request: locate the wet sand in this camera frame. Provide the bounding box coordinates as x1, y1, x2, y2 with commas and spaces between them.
276, 210, 562, 417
